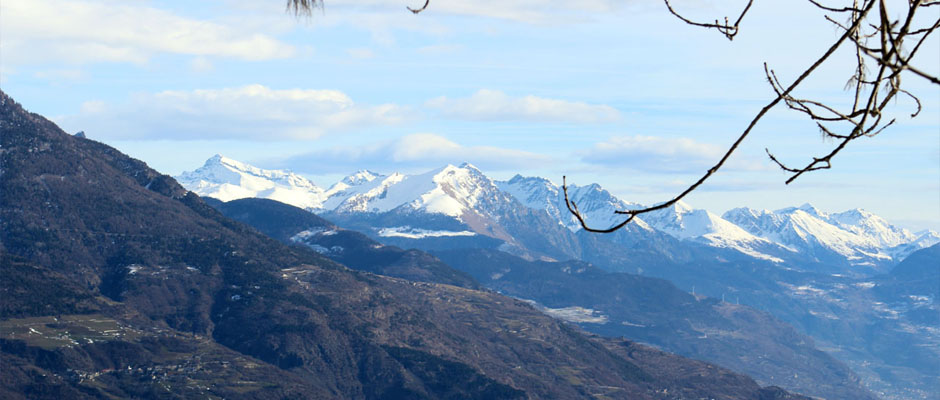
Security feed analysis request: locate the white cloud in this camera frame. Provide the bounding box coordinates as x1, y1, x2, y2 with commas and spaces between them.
280, 133, 553, 173
579, 135, 726, 173
427, 89, 621, 123
0, 0, 294, 66
58, 84, 408, 140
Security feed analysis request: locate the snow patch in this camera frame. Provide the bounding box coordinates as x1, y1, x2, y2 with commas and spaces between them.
377, 226, 476, 239
542, 306, 609, 324
289, 228, 333, 243
305, 244, 330, 254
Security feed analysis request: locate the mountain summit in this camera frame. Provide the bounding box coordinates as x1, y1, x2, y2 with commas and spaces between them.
177, 154, 325, 209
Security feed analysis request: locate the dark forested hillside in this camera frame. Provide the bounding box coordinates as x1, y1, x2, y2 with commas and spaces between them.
0, 90, 813, 399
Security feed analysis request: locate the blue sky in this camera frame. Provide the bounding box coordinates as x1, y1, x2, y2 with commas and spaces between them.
2, 0, 938, 230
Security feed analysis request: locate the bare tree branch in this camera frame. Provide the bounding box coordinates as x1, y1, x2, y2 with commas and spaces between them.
663, 0, 754, 40
408, 0, 431, 14
567, 0, 937, 232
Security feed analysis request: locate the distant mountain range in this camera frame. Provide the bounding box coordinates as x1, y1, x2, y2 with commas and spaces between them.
179, 155, 940, 399
179, 155, 938, 274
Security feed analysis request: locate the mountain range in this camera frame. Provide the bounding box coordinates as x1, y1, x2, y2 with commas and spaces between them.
1, 90, 830, 399
178, 154, 940, 399
179, 154, 937, 274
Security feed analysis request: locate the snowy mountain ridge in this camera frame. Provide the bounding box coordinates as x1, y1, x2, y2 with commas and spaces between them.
722, 205, 936, 268
497, 175, 651, 232
177, 154, 325, 210
176, 155, 937, 270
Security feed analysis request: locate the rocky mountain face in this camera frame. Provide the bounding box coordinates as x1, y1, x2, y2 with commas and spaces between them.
178, 154, 938, 399
2, 90, 817, 399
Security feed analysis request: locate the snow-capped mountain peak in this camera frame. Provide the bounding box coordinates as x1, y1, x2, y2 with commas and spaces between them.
643, 202, 786, 262
341, 170, 382, 185
457, 162, 482, 172
499, 175, 559, 211
176, 154, 324, 209
796, 203, 826, 217
322, 163, 509, 219
828, 208, 916, 248
497, 175, 644, 232
671, 200, 694, 214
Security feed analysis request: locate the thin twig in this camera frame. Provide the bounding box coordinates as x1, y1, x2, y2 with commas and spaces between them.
663, 0, 753, 40
408, 0, 431, 14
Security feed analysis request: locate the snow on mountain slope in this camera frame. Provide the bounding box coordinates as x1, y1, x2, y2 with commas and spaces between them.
178, 157, 517, 223
722, 204, 937, 269
642, 201, 790, 262
499, 176, 790, 262
828, 208, 917, 248
176, 154, 325, 210
322, 171, 407, 212
497, 175, 562, 219
723, 206, 881, 262
497, 175, 650, 232
324, 163, 513, 219
888, 230, 940, 260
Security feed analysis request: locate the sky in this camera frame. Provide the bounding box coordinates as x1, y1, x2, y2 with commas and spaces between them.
2, 0, 938, 231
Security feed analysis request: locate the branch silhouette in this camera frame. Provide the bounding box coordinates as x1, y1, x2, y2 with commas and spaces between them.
565, 0, 938, 232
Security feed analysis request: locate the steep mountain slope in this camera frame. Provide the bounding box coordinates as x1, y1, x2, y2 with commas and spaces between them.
178, 154, 325, 210
1, 90, 810, 399
498, 175, 647, 232
641, 202, 795, 263
723, 205, 934, 274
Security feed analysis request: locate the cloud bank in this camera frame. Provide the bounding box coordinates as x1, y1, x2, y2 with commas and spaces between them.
427, 89, 621, 123
0, 0, 294, 65
59, 85, 407, 140
578, 135, 771, 174
579, 135, 725, 173
279, 133, 553, 173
